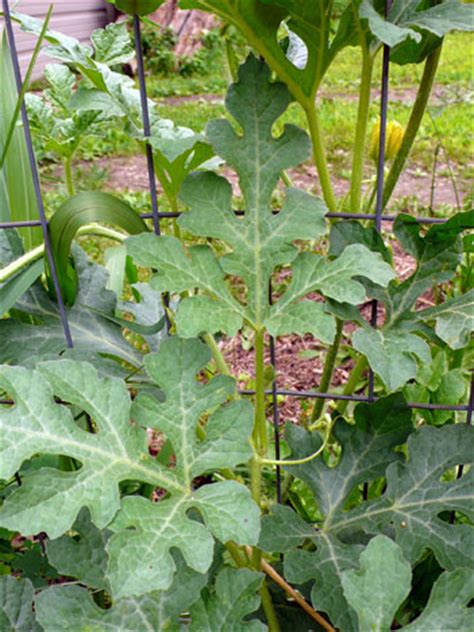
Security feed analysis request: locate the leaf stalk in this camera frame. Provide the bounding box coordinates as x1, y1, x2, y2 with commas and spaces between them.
310, 318, 344, 423
350, 51, 373, 213
337, 354, 368, 415
305, 104, 337, 212
382, 45, 442, 209
64, 156, 75, 197
258, 419, 333, 466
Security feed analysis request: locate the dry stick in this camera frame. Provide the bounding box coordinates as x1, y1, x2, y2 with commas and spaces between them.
245, 547, 336, 632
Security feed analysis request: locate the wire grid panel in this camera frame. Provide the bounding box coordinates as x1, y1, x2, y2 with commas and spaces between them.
1, 0, 473, 501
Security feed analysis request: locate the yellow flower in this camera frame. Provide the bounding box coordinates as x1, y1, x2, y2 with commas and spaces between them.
369, 119, 404, 164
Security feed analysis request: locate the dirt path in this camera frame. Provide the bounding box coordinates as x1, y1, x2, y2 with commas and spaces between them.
96, 153, 469, 209
157, 84, 467, 107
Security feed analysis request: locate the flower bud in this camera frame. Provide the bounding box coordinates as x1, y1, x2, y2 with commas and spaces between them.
369, 119, 404, 164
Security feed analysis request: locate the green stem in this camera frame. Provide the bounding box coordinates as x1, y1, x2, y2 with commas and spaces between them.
250, 328, 267, 507
226, 544, 281, 630
350, 51, 373, 213
382, 45, 442, 209
310, 319, 343, 423
261, 419, 333, 464
280, 170, 293, 188
223, 30, 239, 82
226, 541, 249, 568
337, 354, 368, 416
170, 197, 182, 240
261, 580, 281, 632
363, 178, 377, 213
58, 455, 79, 472
280, 472, 294, 505
451, 348, 464, 370
202, 333, 234, 377
64, 156, 75, 197
253, 329, 267, 454
250, 453, 262, 506
0, 224, 126, 283
78, 224, 128, 242
0, 244, 44, 282
305, 104, 337, 212
94, 590, 108, 609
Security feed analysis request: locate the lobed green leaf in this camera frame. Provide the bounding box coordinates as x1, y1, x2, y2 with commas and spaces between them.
0, 337, 259, 599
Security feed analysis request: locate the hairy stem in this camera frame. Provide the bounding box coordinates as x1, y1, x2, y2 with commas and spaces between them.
170, 197, 182, 240
305, 104, 337, 212
226, 541, 249, 567
223, 31, 239, 82
250, 453, 262, 507
310, 319, 343, 423
382, 45, 442, 209
250, 328, 267, 508
0, 243, 44, 282
202, 333, 234, 378
260, 580, 281, 632
350, 51, 373, 213
363, 177, 377, 213
337, 354, 368, 416
280, 472, 294, 505
226, 543, 280, 629
253, 328, 268, 454
64, 155, 75, 197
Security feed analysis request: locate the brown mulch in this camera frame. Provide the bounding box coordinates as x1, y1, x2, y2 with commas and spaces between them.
216, 236, 432, 425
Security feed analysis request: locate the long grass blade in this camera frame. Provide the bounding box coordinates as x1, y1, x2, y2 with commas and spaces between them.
0, 5, 53, 167
48, 191, 149, 304
0, 33, 39, 248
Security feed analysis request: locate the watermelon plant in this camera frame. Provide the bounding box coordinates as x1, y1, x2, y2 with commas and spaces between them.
1, 1, 473, 630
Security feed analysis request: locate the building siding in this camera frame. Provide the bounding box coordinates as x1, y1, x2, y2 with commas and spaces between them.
1, 0, 116, 78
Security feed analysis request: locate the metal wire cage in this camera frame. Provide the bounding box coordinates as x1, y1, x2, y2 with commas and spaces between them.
1, 0, 472, 503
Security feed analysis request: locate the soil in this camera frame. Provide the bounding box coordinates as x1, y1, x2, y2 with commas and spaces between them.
157, 84, 468, 107
96, 153, 470, 209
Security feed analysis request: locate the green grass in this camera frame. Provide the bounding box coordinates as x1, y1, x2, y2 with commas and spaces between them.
43, 32, 472, 217
151, 91, 473, 180
147, 73, 229, 98
324, 32, 474, 92
144, 32, 473, 98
